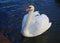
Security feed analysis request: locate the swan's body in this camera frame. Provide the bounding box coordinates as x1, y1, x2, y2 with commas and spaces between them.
21, 5, 52, 37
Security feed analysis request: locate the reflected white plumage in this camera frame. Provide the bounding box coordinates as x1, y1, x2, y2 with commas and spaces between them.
21, 5, 52, 37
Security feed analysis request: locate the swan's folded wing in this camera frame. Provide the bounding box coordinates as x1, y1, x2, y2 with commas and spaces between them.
29, 14, 51, 36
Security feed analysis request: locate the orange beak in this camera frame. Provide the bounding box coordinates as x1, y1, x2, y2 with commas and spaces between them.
26, 7, 30, 11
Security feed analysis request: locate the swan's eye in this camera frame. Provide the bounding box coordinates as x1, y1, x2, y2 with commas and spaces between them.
28, 7, 31, 9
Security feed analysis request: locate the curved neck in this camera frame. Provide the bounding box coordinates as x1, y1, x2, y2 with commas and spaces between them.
23, 10, 34, 35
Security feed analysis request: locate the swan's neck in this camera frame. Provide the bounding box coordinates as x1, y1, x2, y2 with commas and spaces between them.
23, 11, 34, 35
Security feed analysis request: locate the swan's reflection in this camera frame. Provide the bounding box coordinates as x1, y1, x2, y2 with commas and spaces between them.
21, 32, 49, 43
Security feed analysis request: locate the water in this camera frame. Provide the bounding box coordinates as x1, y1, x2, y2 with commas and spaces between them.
0, 0, 60, 43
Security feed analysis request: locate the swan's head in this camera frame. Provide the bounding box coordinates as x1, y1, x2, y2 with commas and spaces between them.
26, 5, 35, 11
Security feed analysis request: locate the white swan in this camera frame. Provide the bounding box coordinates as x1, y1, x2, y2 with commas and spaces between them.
21, 5, 52, 37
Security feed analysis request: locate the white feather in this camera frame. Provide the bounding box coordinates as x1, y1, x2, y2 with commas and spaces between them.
21, 11, 52, 37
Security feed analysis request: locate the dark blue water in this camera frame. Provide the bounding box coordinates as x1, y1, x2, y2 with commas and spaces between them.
0, 0, 60, 43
